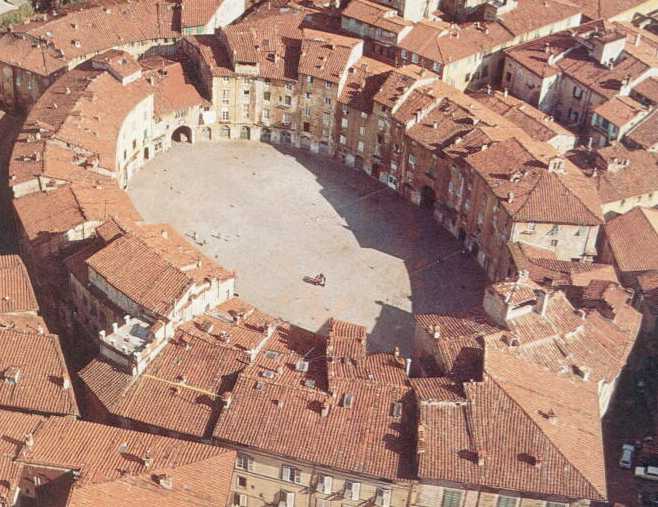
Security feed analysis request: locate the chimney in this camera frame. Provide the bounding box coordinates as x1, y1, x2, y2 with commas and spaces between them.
503, 88, 508, 97
142, 451, 153, 469
432, 121, 438, 129
24, 433, 34, 450
222, 393, 232, 409
544, 42, 551, 54
404, 358, 412, 376
548, 156, 565, 173
636, 33, 642, 46
507, 192, 514, 203
99, 330, 106, 339
320, 402, 330, 417
432, 324, 441, 339
124, 315, 130, 325
161, 229, 168, 239
112, 322, 118, 333
157, 474, 173, 490
535, 290, 550, 317
62, 376, 71, 389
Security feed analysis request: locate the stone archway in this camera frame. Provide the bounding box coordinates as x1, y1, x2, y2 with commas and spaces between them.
172, 125, 193, 143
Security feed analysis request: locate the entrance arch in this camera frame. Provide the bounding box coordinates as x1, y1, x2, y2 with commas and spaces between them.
172, 125, 193, 143
240, 126, 251, 140
420, 185, 436, 209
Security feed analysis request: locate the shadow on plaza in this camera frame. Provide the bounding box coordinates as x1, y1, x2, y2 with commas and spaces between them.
0, 112, 23, 253
270, 145, 487, 355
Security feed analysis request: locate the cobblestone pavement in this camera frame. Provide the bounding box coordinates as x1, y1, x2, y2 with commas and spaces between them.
128, 140, 487, 354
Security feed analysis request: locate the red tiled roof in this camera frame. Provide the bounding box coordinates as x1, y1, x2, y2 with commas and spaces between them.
0, 255, 39, 315
417, 348, 606, 500
0, 329, 78, 416
605, 207, 658, 272
13, 184, 141, 243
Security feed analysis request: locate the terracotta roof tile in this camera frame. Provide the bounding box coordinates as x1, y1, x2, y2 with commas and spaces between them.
605, 207, 658, 272
0, 255, 39, 315
0, 329, 78, 416
417, 348, 606, 500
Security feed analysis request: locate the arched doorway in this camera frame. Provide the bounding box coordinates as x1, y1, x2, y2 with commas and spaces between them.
261, 128, 271, 142
220, 126, 231, 139
172, 126, 193, 143
420, 185, 436, 209
240, 126, 251, 140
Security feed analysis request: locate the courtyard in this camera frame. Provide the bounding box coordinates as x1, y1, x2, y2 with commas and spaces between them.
128, 141, 487, 353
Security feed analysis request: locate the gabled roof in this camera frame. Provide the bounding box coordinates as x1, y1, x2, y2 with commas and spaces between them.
0, 255, 39, 315
417, 348, 606, 501
605, 207, 658, 272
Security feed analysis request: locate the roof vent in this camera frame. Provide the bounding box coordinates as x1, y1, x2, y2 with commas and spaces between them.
261, 370, 275, 379
295, 360, 309, 372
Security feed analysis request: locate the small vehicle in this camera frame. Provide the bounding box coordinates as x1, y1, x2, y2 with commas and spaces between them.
635, 465, 658, 481
620, 443, 635, 469
303, 274, 326, 287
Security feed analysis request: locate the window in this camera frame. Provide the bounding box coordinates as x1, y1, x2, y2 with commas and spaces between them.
307, 75, 313, 84
505, 71, 512, 81
263, 91, 271, 102
322, 112, 331, 126
408, 154, 416, 166
341, 118, 348, 128
441, 489, 463, 507
375, 489, 391, 507
285, 83, 293, 90
238, 476, 247, 488
527, 222, 536, 232
318, 475, 332, 494
344, 481, 360, 501
432, 61, 441, 72
281, 465, 302, 484
411, 53, 419, 64
324, 97, 332, 106
285, 95, 292, 106
236, 454, 253, 471
339, 135, 346, 145
573, 85, 583, 99
546, 503, 567, 507
222, 110, 229, 121
283, 491, 295, 507
303, 122, 311, 133
360, 112, 367, 119
242, 89, 250, 97
263, 109, 270, 120
234, 494, 248, 507
575, 226, 587, 236
551, 239, 559, 247
401, 49, 408, 60
357, 141, 365, 152
497, 497, 518, 507
223, 89, 230, 104
359, 126, 365, 136
548, 224, 559, 235
243, 104, 250, 118
304, 106, 311, 118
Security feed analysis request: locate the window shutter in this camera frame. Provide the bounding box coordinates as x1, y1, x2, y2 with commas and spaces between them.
293, 468, 302, 484
247, 457, 254, 472
239, 494, 248, 507
286, 492, 295, 507
281, 466, 291, 482
322, 475, 332, 494
382, 490, 391, 507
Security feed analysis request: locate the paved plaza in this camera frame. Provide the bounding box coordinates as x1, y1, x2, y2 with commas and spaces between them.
128, 141, 487, 353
